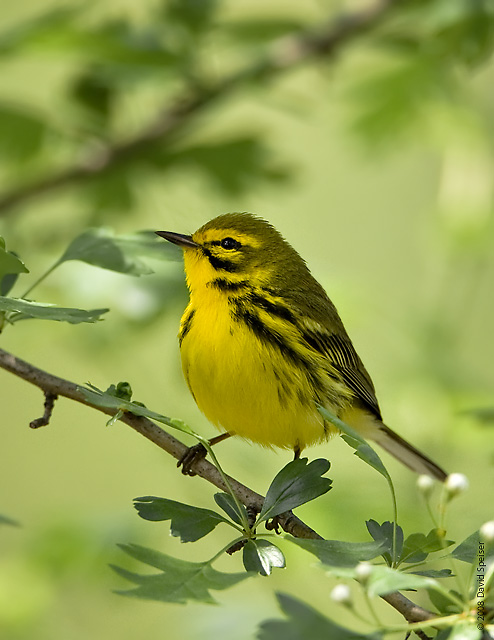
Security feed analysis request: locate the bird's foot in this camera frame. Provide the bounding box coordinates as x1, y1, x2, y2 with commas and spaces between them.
177, 443, 207, 476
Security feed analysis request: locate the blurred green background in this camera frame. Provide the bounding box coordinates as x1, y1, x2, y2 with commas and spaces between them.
1, 0, 493, 638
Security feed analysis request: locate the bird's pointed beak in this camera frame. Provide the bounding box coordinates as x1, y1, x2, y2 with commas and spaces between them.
155, 231, 199, 249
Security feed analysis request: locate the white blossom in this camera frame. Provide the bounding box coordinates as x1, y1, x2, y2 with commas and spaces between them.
417, 474, 434, 497
330, 584, 352, 606
480, 520, 494, 543
445, 473, 469, 498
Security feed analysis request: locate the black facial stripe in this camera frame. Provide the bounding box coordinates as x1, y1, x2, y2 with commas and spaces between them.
202, 248, 239, 273
179, 309, 195, 345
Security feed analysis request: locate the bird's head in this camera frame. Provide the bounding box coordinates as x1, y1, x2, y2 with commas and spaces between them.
156, 212, 308, 293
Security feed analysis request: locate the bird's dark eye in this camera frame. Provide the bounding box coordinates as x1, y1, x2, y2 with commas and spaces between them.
220, 237, 241, 250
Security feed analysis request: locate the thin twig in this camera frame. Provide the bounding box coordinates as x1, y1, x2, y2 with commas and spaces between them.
0, 346, 436, 625
30, 390, 58, 428
0, 0, 399, 216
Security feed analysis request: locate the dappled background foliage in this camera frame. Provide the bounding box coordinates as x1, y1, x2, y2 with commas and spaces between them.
1, 0, 493, 638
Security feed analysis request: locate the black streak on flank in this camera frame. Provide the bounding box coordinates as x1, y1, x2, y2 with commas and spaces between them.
179, 309, 195, 345
209, 279, 249, 293
250, 293, 296, 324
232, 301, 321, 391
202, 248, 239, 273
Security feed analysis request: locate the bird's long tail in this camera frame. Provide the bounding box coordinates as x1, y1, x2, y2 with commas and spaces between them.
374, 424, 447, 481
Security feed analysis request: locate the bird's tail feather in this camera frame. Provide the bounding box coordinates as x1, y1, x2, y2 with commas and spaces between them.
374, 424, 447, 481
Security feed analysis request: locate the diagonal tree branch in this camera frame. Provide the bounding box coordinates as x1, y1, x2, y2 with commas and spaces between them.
0, 345, 435, 626
0, 0, 400, 217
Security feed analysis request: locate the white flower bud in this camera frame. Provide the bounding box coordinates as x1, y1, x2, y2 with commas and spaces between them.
355, 562, 373, 584
330, 584, 352, 606
445, 473, 469, 498
417, 474, 434, 497
480, 521, 494, 543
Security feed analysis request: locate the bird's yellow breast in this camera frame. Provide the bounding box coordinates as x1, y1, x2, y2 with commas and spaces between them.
179, 286, 329, 451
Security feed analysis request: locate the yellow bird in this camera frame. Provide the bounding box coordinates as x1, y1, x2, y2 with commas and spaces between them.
156, 213, 446, 481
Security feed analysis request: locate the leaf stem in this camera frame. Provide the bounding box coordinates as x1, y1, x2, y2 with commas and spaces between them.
387, 475, 399, 567
201, 438, 251, 533
20, 261, 60, 298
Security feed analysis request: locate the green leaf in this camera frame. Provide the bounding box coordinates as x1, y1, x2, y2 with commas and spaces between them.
446, 623, 482, 640
423, 528, 455, 553
113, 544, 250, 604
318, 407, 390, 480
257, 458, 332, 523
399, 532, 429, 564
79, 385, 198, 436
133, 496, 229, 542
71, 69, 114, 124
258, 592, 382, 640
213, 493, 248, 527
366, 520, 402, 564
364, 565, 435, 597
166, 0, 218, 34
428, 587, 463, 615
451, 531, 480, 564
243, 539, 285, 576
433, 2, 494, 67
288, 537, 388, 568
0, 243, 28, 296
0, 103, 47, 162
104, 381, 133, 401
57, 228, 179, 276
0, 240, 29, 280
410, 569, 453, 579
0, 297, 108, 324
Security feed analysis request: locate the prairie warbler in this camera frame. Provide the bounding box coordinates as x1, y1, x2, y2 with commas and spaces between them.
157, 213, 446, 481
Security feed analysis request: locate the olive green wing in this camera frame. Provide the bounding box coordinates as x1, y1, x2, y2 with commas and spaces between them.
300, 318, 382, 419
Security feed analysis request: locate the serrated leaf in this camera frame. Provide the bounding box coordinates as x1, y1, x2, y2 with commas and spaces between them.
400, 532, 429, 564
133, 496, 228, 542
288, 537, 388, 568
213, 493, 247, 526
423, 528, 454, 553
366, 520, 402, 564
364, 565, 435, 596
57, 228, 178, 276
243, 539, 285, 576
258, 458, 332, 523
113, 544, 250, 604
0, 296, 108, 324
79, 385, 197, 436
258, 592, 382, 640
